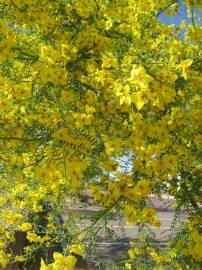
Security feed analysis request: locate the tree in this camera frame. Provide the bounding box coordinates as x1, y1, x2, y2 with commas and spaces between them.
0, 0, 201, 269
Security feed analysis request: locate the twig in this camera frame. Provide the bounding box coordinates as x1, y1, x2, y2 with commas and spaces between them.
191, 7, 196, 30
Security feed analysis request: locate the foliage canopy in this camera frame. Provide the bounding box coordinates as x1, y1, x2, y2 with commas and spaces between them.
0, 0, 201, 269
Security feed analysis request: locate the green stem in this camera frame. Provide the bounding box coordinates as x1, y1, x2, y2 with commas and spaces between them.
191, 7, 196, 30
70, 195, 123, 240
0, 136, 46, 142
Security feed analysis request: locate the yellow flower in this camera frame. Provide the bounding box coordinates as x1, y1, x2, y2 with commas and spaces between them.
100, 159, 119, 172
39, 64, 56, 84
60, 90, 74, 103
138, 0, 155, 12
0, 99, 11, 115
90, 186, 102, 201
128, 248, 136, 259
163, 154, 177, 170
40, 253, 77, 270
19, 222, 32, 232
53, 128, 69, 141
129, 65, 153, 89
69, 243, 85, 256
40, 45, 58, 64
102, 53, 118, 68
123, 205, 136, 225
133, 160, 145, 174
135, 179, 154, 197
0, 250, 11, 268
142, 207, 159, 226
85, 90, 97, 104
0, 19, 9, 34
74, 0, 96, 18
107, 181, 121, 201
35, 166, 51, 182
179, 59, 192, 80
125, 262, 132, 269
2, 210, 23, 224
104, 137, 124, 155
162, 86, 176, 103
26, 232, 41, 243
40, 259, 53, 270
52, 253, 77, 270
15, 255, 26, 262
131, 90, 150, 110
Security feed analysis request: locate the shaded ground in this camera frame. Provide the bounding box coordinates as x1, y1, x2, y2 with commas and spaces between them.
63, 196, 187, 269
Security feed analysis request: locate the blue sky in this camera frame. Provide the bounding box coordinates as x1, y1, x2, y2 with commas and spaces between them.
159, 2, 201, 37
159, 3, 191, 26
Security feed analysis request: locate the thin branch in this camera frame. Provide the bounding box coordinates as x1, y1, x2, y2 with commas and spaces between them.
0, 136, 44, 142
191, 7, 196, 30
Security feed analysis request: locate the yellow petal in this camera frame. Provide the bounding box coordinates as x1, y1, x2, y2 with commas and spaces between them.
131, 92, 148, 110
